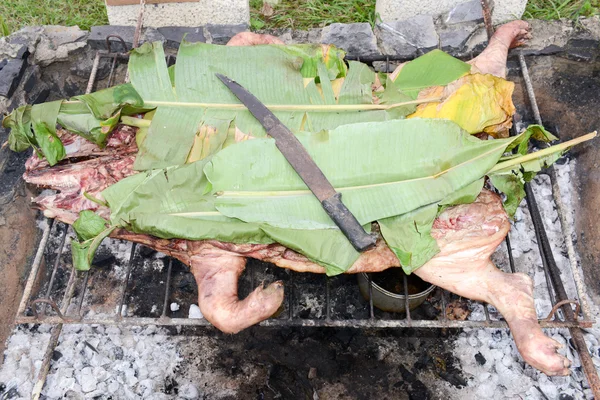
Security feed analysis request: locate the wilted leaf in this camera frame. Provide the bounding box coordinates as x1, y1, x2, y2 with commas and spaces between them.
408, 73, 516, 137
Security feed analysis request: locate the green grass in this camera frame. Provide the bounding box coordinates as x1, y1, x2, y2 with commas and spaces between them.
524, 0, 599, 20
0, 0, 108, 34
0, 0, 597, 38
250, 0, 378, 31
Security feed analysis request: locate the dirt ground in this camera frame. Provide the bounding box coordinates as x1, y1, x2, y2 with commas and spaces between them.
0, 182, 40, 357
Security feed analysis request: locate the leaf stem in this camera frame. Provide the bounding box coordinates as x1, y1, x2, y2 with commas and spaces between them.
120, 116, 152, 127
140, 98, 441, 111
488, 131, 597, 174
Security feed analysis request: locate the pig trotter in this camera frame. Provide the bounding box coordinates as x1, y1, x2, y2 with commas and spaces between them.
190, 251, 285, 333
469, 20, 532, 78
488, 271, 571, 376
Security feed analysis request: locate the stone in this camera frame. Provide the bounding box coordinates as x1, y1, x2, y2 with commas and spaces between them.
141, 28, 166, 45
205, 24, 248, 45
188, 304, 203, 319
179, 383, 200, 399
78, 366, 97, 393
442, 0, 483, 24
580, 16, 600, 38
375, 15, 438, 58
158, 27, 206, 48
520, 20, 573, 56
0, 58, 26, 98
170, 302, 180, 312
89, 26, 136, 51
438, 24, 475, 53
320, 23, 380, 59
462, 26, 488, 56
42, 25, 88, 47
0, 38, 28, 60
33, 33, 87, 67
307, 28, 323, 44
69, 52, 111, 81
6, 26, 44, 55
106, 1, 249, 27
375, 0, 526, 25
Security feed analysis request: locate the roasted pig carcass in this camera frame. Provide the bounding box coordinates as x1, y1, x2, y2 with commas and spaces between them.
19, 21, 570, 376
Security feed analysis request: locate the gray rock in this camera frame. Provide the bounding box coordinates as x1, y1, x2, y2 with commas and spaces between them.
438, 23, 476, 53
443, 0, 484, 25
6, 26, 44, 55
141, 28, 166, 46
320, 23, 380, 58
42, 25, 88, 47
519, 20, 573, 56
205, 24, 248, 45
307, 28, 322, 44
461, 26, 488, 56
580, 16, 600, 38
0, 38, 28, 59
70, 52, 111, 81
376, 15, 438, 58
565, 31, 599, 61
158, 27, 206, 48
89, 26, 136, 50
290, 30, 309, 44
21, 65, 40, 94
34, 35, 87, 67
0, 58, 26, 98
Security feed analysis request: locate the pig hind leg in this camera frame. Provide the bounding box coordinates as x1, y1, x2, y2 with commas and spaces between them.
190, 251, 284, 333
415, 260, 571, 376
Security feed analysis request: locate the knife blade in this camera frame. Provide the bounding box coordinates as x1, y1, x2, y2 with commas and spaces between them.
216, 73, 377, 252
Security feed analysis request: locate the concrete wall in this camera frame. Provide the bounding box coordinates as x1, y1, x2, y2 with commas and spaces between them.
376, 0, 528, 25
106, 0, 250, 27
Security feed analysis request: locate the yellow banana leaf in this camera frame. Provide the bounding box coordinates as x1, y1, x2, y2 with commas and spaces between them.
407, 73, 516, 138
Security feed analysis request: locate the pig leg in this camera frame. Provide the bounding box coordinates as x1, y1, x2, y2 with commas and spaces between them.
468, 20, 532, 78
416, 260, 570, 376
190, 250, 284, 334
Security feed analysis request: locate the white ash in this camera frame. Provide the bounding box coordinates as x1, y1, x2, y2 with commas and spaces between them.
0, 322, 182, 399
451, 160, 600, 399
170, 302, 180, 312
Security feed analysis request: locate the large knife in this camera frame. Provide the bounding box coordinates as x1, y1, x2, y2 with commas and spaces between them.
216, 73, 377, 252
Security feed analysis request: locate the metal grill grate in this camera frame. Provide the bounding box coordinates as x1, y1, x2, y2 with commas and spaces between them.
14, 45, 594, 331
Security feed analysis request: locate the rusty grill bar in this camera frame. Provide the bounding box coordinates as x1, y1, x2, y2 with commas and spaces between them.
13, 32, 599, 397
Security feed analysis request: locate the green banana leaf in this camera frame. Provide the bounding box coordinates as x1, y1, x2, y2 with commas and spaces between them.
3, 84, 153, 164
392, 49, 471, 99
100, 120, 574, 275
128, 42, 398, 170
205, 119, 529, 230
102, 158, 363, 275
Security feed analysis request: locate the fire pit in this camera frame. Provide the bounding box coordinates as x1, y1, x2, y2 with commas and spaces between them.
4, 41, 596, 396
1, 6, 600, 397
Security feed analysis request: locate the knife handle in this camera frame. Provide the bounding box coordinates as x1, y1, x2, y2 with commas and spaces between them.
321, 193, 377, 252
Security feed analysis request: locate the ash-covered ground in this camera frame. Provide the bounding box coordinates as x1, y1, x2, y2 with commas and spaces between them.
1, 159, 598, 399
